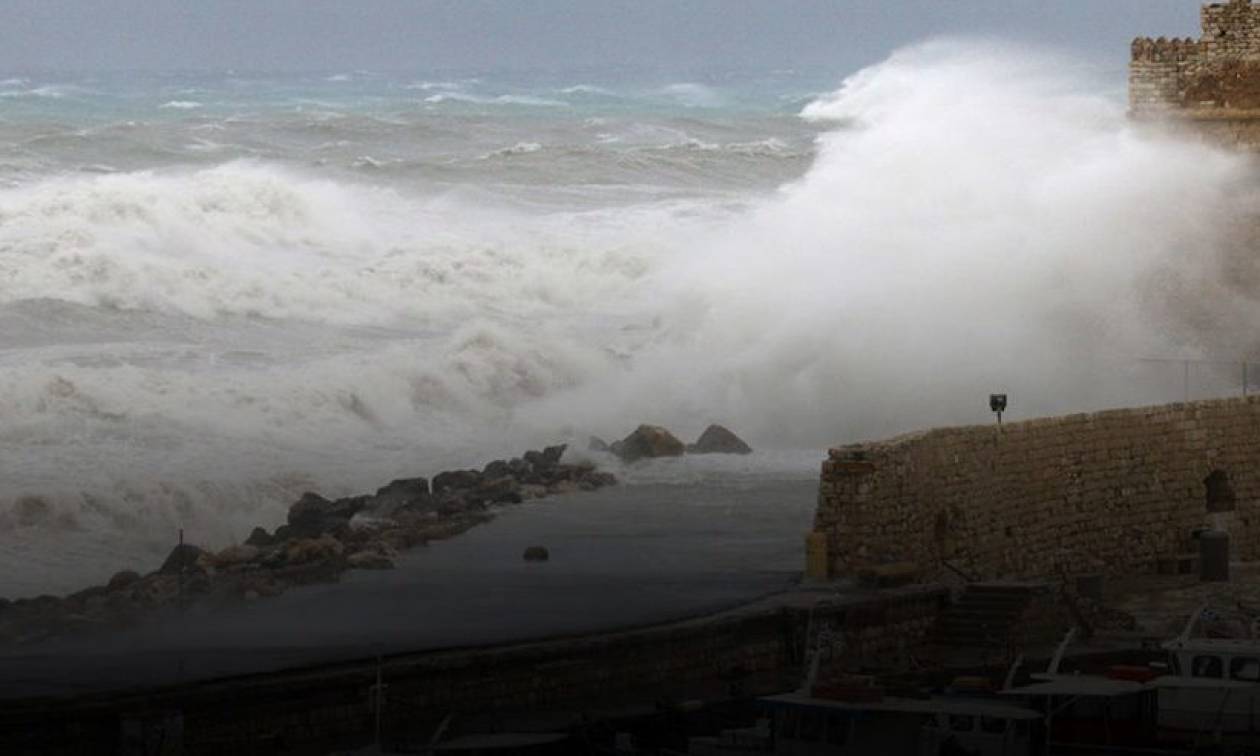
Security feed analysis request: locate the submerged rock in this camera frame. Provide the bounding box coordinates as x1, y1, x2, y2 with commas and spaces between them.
523, 545, 550, 562
614, 424, 686, 462
687, 424, 753, 455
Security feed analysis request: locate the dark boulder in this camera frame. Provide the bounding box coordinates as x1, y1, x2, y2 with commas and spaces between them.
288, 492, 335, 527
523, 545, 550, 562
687, 424, 753, 455
244, 527, 273, 547
158, 543, 206, 575
287, 492, 350, 537
614, 424, 686, 462
478, 477, 524, 505
330, 495, 372, 519
432, 469, 483, 494
375, 477, 428, 500
482, 459, 511, 480
370, 478, 430, 515
523, 445, 566, 471
542, 444, 567, 465
107, 570, 141, 591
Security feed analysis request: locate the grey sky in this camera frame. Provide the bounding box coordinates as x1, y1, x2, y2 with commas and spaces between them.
0, 1, 1202, 74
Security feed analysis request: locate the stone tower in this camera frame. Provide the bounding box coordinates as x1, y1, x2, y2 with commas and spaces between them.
1131, 0, 1260, 145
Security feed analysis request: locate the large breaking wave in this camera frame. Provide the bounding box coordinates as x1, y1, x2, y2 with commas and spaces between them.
2, 41, 1256, 593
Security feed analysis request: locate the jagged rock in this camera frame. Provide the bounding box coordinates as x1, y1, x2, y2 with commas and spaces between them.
523, 545, 550, 562
477, 476, 523, 504
614, 424, 686, 462
542, 444, 567, 465
519, 483, 549, 500
286, 492, 350, 537
244, 527, 273, 547
507, 458, 529, 477
482, 459, 511, 479
371, 478, 430, 515
432, 469, 483, 494
158, 543, 206, 575
330, 495, 372, 519
288, 492, 334, 526
347, 551, 395, 570
282, 535, 345, 566
588, 436, 610, 452
107, 570, 141, 591
687, 424, 753, 455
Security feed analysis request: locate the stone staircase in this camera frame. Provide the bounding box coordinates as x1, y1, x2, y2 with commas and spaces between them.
930, 582, 1053, 651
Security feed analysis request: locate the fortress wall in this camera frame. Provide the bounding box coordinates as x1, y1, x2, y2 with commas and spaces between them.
1130, 1, 1260, 128
1202, 0, 1260, 59
1130, 38, 1202, 114
815, 396, 1260, 580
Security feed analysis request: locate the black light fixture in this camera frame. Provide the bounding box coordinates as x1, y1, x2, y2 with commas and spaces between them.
989, 394, 1007, 425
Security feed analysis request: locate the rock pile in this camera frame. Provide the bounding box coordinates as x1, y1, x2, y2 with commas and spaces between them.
688, 424, 753, 455
0, 443, 615, 646
594, 423, 753, 461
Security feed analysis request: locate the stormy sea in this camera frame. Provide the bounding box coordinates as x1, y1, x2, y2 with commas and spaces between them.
1, 42, 1256, 604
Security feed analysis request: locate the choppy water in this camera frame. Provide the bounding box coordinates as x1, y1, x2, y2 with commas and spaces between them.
1, 45, 1256, 596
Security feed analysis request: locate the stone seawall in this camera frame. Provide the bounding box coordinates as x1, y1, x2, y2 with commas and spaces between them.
816, 396, 1260, 581
0, 587, 944, 755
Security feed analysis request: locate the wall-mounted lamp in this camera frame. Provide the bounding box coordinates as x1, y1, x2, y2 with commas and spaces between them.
990, 394, 1007, 426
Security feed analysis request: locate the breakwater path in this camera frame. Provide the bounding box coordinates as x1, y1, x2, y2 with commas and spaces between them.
0, 478, 816, 700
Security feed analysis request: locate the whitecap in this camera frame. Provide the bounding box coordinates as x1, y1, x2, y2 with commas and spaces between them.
480, 142, 543, 159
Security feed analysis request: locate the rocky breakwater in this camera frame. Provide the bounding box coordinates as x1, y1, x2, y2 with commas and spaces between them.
0, 444, 616, 646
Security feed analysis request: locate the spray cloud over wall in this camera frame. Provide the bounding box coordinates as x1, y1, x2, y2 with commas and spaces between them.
537, 40, 1260, 443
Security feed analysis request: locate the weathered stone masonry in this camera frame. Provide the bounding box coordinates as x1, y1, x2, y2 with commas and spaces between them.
816, 396, 1260, 581
1131, 0, 1260, 145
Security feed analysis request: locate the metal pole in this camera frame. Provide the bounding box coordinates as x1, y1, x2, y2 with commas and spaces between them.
177, 528, 184, 611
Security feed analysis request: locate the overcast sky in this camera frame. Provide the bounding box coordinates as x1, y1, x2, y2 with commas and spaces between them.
0, 1, 1202, 74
